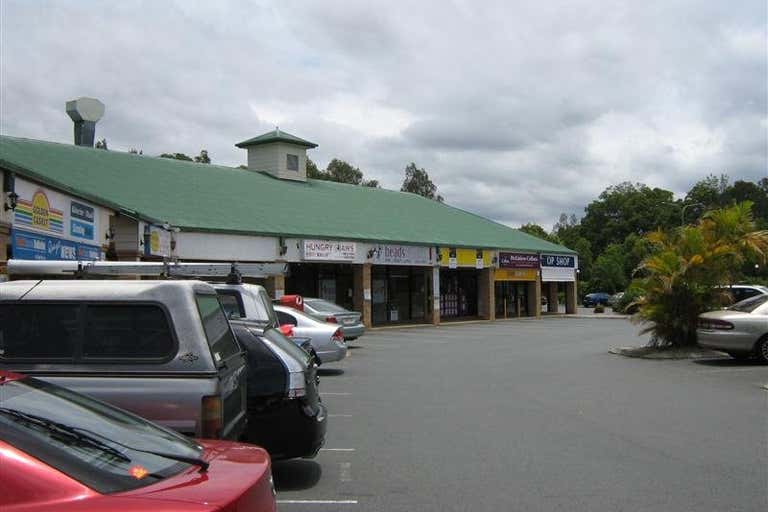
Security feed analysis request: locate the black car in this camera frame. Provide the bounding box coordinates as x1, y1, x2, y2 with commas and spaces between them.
230, 321, 326, 460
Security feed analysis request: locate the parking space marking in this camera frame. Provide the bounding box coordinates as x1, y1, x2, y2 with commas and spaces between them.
328, 413, 353, 418
276, 499, 358, 505
322, 392, 352, 396
340, 461, 352, 482
320, 448, 356, 452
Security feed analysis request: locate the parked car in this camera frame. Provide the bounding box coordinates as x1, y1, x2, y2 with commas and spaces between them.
608, 292, 624, 308
716, 284, 768, 306
230, 321, 327, 459
0, 280, 248, 441
0, 370, 276, 512
583, 292, 611, 307
281, 296, 365, 341
697, 294, 768, 362
274, 304, 348, 364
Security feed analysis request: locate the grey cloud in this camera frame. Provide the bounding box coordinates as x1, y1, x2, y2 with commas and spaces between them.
1, 0, 765, 229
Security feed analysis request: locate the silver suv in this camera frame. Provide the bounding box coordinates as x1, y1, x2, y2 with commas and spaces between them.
0, 280, 248, 441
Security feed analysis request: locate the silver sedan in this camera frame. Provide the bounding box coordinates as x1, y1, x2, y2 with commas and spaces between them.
302, 298, 366, 340
274, 304, 348, 364
697, 294, 768, 362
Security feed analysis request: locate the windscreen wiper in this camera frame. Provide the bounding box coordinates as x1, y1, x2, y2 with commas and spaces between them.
0, 407, 131, 463
0, 407, 209, 472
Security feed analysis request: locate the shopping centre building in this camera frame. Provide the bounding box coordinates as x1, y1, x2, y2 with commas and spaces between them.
0, 125, 578, 327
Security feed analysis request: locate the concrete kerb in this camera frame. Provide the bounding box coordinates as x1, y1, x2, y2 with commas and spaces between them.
609, 346, 727, 360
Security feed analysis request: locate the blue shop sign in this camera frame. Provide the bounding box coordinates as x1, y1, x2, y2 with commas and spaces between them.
11, 228, 101, 261
70, 219, 94, 240
540, 254, 576, 268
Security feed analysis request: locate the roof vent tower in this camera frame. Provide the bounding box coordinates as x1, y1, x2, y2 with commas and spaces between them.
66, 97, 105, 147
235, 129, 317, 182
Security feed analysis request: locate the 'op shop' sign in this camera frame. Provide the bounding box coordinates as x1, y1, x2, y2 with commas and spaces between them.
303, 240, 357, 261
540, 253, 578, 282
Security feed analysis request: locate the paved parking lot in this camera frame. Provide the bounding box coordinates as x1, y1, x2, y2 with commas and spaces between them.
273, 318, 768, 512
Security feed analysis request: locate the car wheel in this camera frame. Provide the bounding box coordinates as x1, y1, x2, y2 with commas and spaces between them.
755, 336, 768, 364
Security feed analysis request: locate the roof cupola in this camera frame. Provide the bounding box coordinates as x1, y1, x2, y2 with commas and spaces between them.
235, 129, 317, 182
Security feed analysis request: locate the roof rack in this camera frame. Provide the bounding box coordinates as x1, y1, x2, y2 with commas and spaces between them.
6, 260, 286, 283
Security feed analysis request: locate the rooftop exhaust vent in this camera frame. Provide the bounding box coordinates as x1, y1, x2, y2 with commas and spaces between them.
66, 97, 105, 147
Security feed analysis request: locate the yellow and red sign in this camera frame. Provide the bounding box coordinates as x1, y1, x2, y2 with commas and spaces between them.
14, 190, 64, 234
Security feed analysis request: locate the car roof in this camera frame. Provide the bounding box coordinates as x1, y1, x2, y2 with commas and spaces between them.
0, 280, 216, 301
212, 282, 267, 292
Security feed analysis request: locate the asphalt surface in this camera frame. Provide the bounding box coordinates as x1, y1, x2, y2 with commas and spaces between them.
273, 318, 768, 511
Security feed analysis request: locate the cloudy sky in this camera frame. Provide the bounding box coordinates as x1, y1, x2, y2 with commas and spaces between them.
1, 0, 765, 229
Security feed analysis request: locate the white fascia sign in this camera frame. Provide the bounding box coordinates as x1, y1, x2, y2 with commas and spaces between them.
302, 239, 357, 262
368, 244, 432, 266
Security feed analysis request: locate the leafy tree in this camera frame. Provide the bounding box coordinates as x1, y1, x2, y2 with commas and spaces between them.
722, 180, 768, 227
160, 152, 193, 162
401, 163, 443, 202
306, 158, 324, 179
581, 182, 677, 256
95, 138, 108, 150
519, 223, 560, 244
685, 174, 729, 209
633, 202, 768, 348
307, 158, 380, 187
589, 244, 627, 294
194, 149, 211, 164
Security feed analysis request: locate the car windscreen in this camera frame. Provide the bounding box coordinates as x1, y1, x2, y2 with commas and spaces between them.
195, 294, 241, 364
261, 327, 311, 366
304, 298, 348, 313
257, 288, 279, 327
216, 290, 247, 319
0, 377, 201, 494
728, 294, 768, 313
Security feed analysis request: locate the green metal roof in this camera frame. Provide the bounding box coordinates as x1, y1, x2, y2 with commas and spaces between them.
235, 129, 318, 149
0, 136, 575, 254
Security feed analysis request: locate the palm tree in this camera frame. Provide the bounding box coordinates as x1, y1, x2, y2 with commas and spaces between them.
632, 201, 768, 348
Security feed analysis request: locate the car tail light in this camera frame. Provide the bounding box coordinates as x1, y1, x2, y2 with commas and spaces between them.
698, 318, 734, 330
325, 315, 338, 323
332, 328, 345, 343
279, 324, 294, 337
288, 371, 307, 398
201, 395, 223, 438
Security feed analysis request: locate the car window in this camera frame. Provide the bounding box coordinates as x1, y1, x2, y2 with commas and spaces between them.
276, 310, 298, 326
257, 288, 279, 327
728, 294, 768, 313
0, 304, 79, 360
304, 298, 347, 313
217, 290, 246, 319
83, 305, 175, 360
196, 294, 241, 363
0, 376, 201, 494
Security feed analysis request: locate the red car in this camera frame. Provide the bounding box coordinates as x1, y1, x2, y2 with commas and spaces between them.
0, 370, 277, 512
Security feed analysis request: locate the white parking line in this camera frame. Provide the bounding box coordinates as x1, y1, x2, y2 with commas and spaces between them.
328, 414, 353, 418
340, 461, 352, 482
277, 499, 358, 505
695, 367, 768, 373
323, 392, 352, 396
320, 448, 356, 452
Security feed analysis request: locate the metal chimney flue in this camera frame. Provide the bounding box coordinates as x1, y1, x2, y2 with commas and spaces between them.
66, 97, 105, 147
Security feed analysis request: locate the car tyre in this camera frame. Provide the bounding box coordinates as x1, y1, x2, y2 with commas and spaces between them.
755, 336, 768, 364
